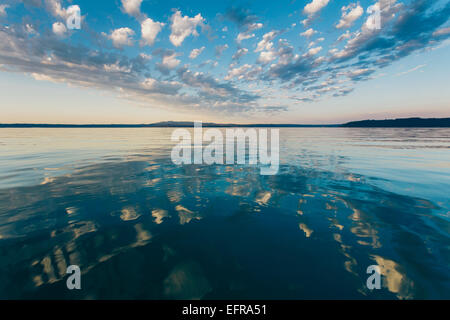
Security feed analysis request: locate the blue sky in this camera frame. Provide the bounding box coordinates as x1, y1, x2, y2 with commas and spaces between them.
0, 0, 449, 124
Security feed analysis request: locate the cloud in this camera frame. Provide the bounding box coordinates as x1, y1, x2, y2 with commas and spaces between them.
236, 22, 263, 42
52, 22, 67, 37
177, 66, 260, 105
141, 78, 182, 95
109, 28, 135, 47
189, 47, 205, 59
169, 10, 204, 47
225, 64, 252, 80
336, 3, 364, 29
433, 27, 450, 37
223, 7, 263, 43
346, 68, 375, 81
305, 46, 322, 56
302, 0, 330, 25
232, 47, 248, 60
140, 18, 164, 46
215, 44, 229, 57
395, 64, 426, 76
303, 0, 330, 15
0, 24, 262, 116
1, 0, 450, 116
121, 0, 143, 17
45, 0, 68, 19
224, 7, 259, 27
300, 28, 317, 38
337, 30, 352, 42
0, 4, 9, 17
255, 31, 278, 52
154, 49, 181, 74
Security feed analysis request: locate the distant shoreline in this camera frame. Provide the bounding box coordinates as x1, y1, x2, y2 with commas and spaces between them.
0, 117, 449, 128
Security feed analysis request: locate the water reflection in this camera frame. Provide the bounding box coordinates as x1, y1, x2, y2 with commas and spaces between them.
0, 128, 449, 299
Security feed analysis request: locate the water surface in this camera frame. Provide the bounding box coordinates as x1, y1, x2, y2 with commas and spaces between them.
0, 128, 449, 299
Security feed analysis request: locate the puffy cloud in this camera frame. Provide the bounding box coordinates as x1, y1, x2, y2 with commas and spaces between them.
225, 64, 252, 80
305, 46, 322, 56
236, 22, 263, 42
52, 22, 67, 37
302, 0, 330, 25
337, 30, 352, 42
109, 28, 135, 47
45, 0, 68, 19
232, 47, 248, 60
300, 28, 317, 38
121, 0, 143, 17
255, 31, 278, 52
336, 3, 364, 29
189, 47, 205, 59
169, 10, 204, 47
156, 51, 181, 74
141, 18, 164, 46
303, 0, 330, 15
257, 50, 278, 64
0, 25, 261, 115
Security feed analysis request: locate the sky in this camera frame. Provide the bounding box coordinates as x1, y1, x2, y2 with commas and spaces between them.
0, 0, 449, 124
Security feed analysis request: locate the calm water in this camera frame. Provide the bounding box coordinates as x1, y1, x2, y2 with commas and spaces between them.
0, 128, 449, 299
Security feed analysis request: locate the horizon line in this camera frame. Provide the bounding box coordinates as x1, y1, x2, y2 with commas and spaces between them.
1, 117, 450, 128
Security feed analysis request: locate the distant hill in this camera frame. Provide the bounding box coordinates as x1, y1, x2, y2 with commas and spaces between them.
342, 117, 450, 127
0, 122, 337, 128
0, 118, 449, 128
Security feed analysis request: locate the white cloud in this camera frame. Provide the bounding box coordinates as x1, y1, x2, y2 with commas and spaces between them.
169, 10, 204, 47
45, 0, 68, 19
141, 78, 182, 94
52, 22, 67, 37
258, 50, 277, 64
0, 4, 9, 17
141, 18, 164, 46
104, 62, 131, 73
433, 27, 450, 37
337, 30, 352, 42
225, 64, 252, 80
302, 0, 330, 26
236, 22, 263, 43
139, 53, 152, 60
300, 28, 317, 38
190, 47, 205, 59
305, 46, 322, 56
121, 0, 142, 17
109, 27, 135, 47
303, 0, 330, 15
336, 3, 363, 29
255, 31, 278, 52
161, 52, 180, 69
395, 64, 426, 76
232, 48, 248, 60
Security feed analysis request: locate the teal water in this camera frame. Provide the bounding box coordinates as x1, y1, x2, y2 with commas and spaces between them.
0, 128, 449, 299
